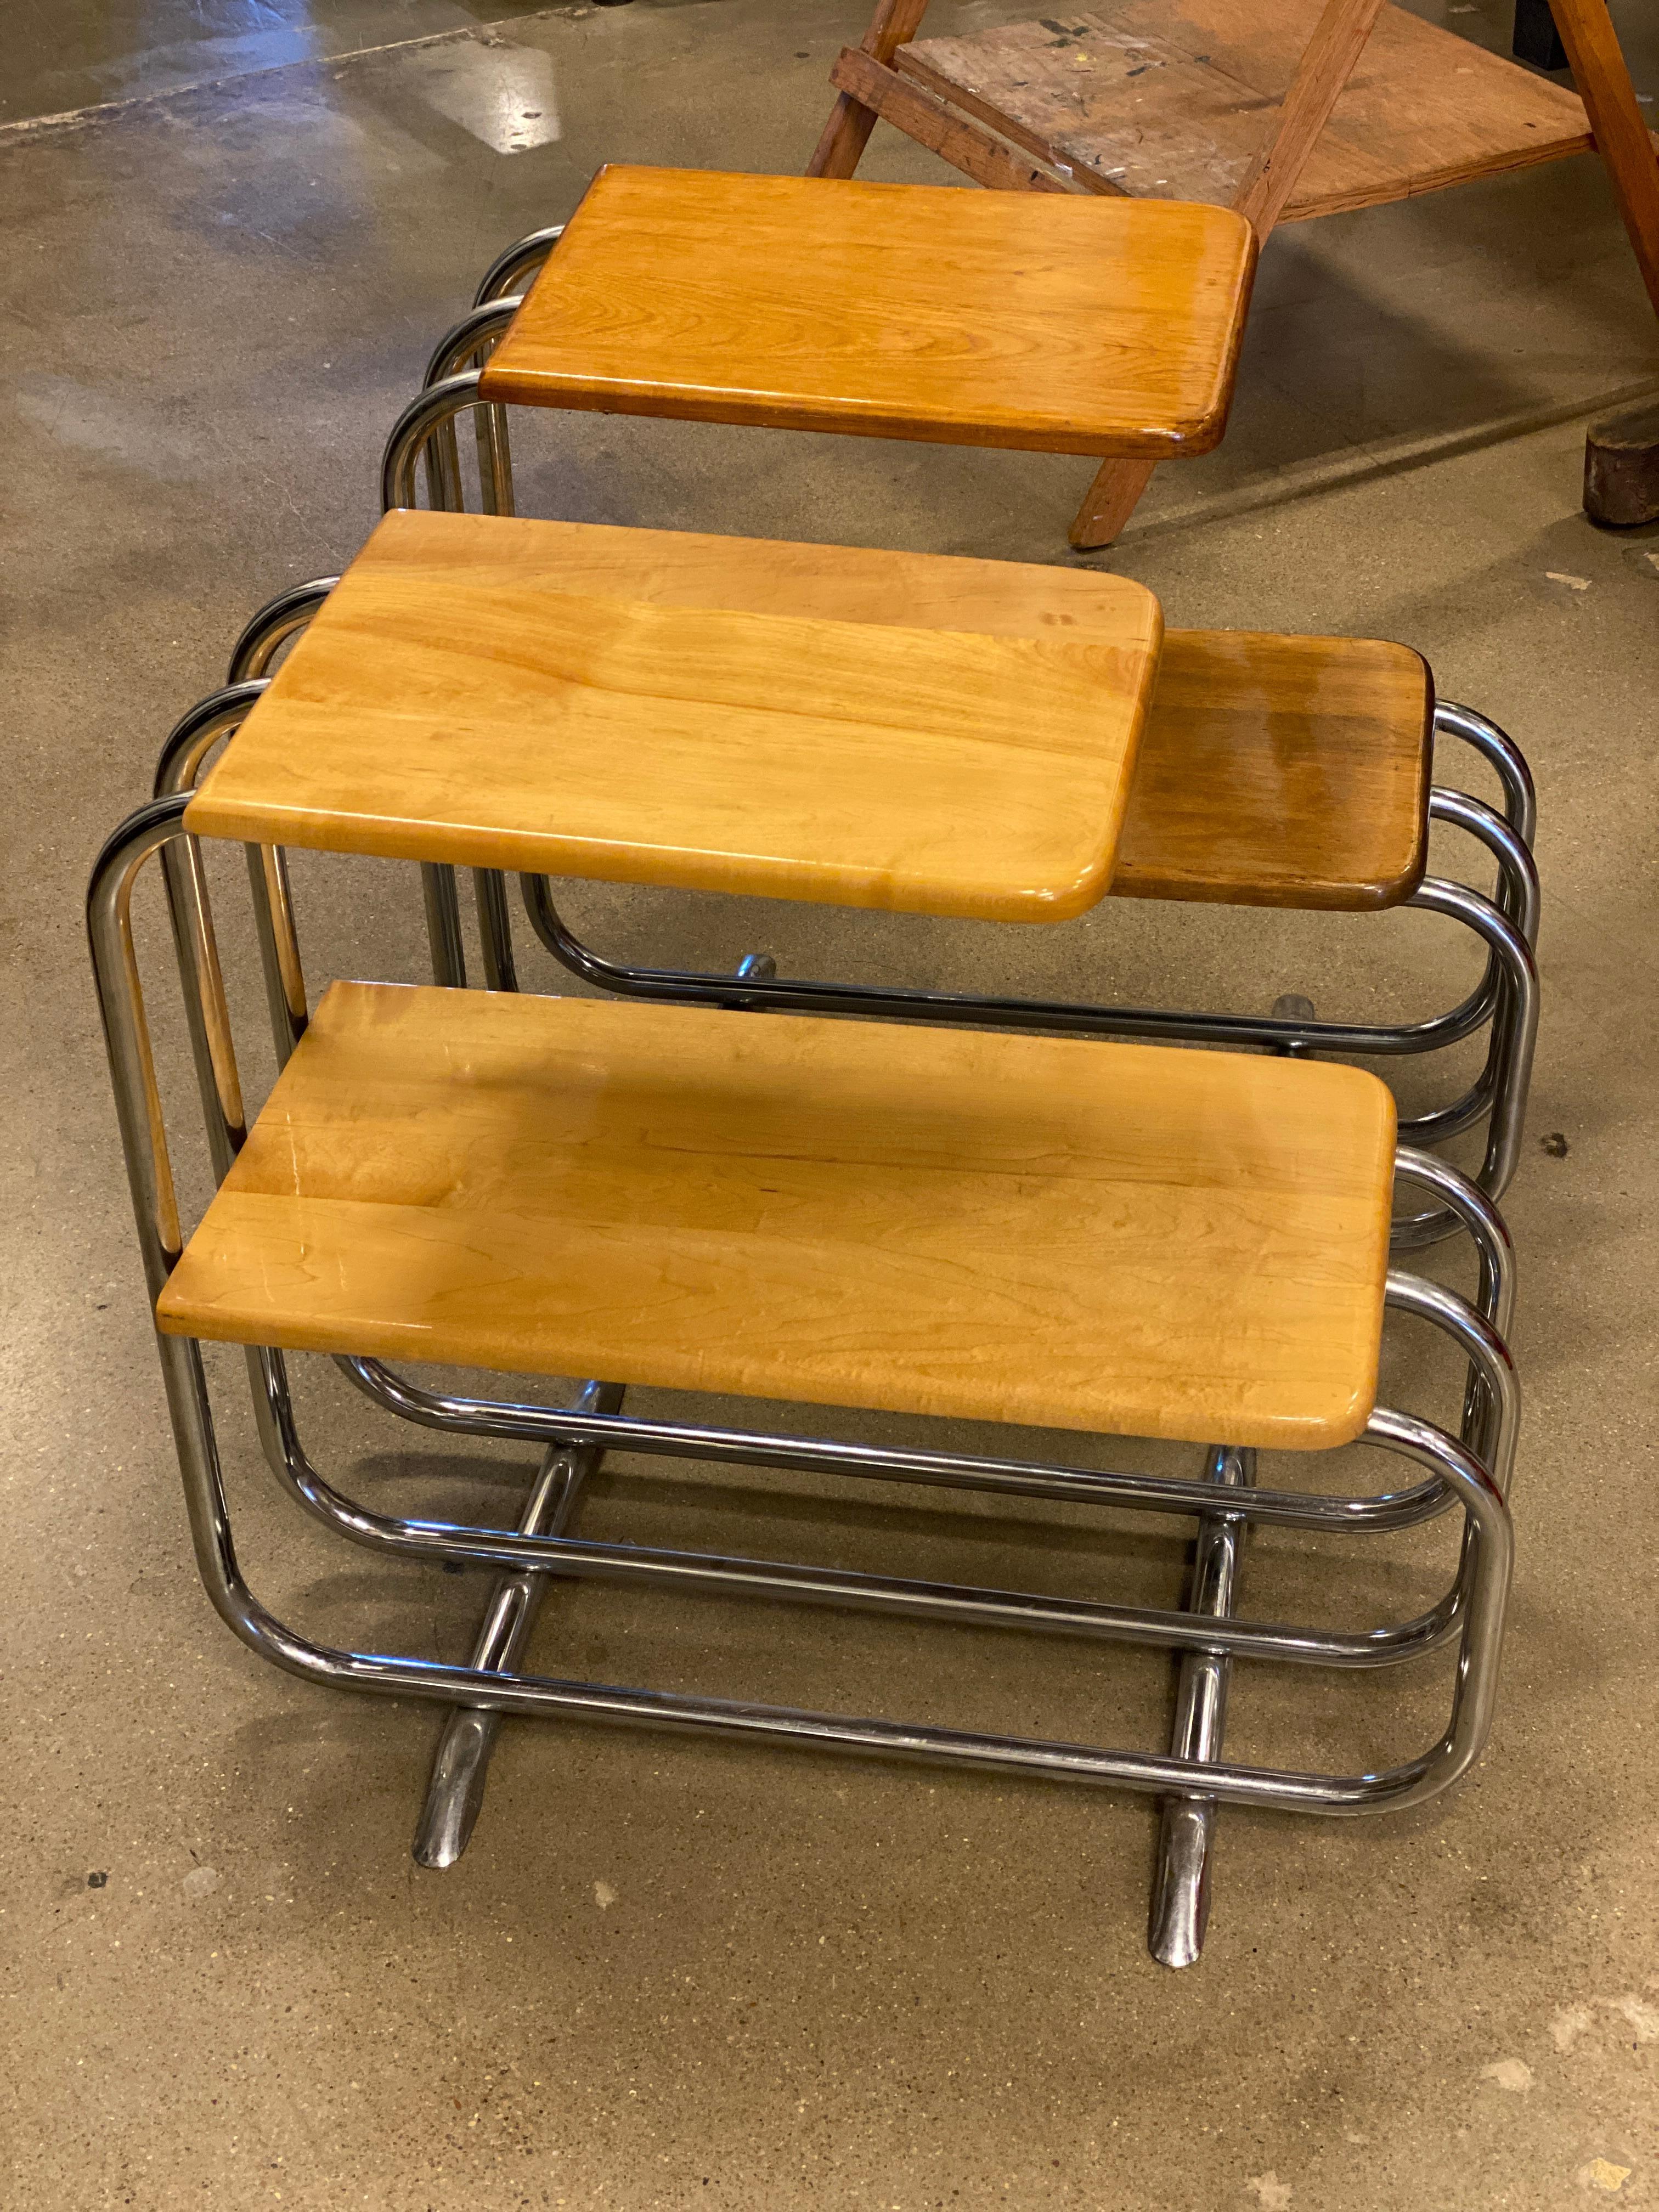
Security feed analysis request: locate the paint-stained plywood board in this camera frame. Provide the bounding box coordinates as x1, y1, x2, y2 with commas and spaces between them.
898, 0, 1596, 217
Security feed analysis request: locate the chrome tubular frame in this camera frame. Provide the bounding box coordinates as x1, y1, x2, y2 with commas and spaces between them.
461, 221, 563, 520
89, 797, 1518, 1966
473, 224, 564, 307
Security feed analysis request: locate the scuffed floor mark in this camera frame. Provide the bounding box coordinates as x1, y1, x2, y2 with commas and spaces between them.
1481, 2058, 1533, 2093
1608, 1994, 1659, 2042
13, 375, 211, 482
1554, 1995, 1659, 2051
1578, 2160, 1632, 2194
1554, 2005, 1595, 2052
1245, 2177, 1292, 2210
593, 1878, 617, 1910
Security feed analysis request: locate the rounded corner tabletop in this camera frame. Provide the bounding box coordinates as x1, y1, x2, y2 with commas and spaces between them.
474, 164, 1259, 459
182, 507, 1166, 923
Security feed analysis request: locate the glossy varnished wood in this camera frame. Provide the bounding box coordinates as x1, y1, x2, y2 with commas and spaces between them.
477, 165, 1257, 458
184, 511, 1162, 923
1118, 629, 1430, 910
157, 984, 1397, 1449
468, 518, 1430, 905
896, 1, 1594, 219
190, 512, 1429, 913
481, 523, 1431, 907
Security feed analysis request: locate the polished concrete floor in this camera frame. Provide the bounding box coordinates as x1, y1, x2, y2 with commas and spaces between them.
6, 2, 1659, 2205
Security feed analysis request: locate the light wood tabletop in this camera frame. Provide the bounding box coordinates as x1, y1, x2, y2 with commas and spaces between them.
477, 165, 1257, 458
184, 509, 1164, 923
193, 512, 1429, 917
157, 984, 1397, 1450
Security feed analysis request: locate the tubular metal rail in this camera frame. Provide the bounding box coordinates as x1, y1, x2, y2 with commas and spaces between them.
89, 786, 1519, 1967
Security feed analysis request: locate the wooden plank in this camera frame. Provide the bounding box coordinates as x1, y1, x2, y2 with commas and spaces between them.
808, 0, 936, 179
896, 33, 1283, 208
1115, 630, 1431, 910
874, 44, 1125, 193
157, 981, 1396, 1450
185, 509, 1163, 924
1549, 0, 1659, 319
830, 50, 1073, 195
481, 165, 1256, 456
1069, 457, 1158, 549
900, 2, 1595, 219
368, 510, 1158, 637
1233, 0, 1388, 237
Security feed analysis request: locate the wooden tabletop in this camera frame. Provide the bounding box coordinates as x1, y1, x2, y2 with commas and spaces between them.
158, 984, 1397, 1450
477, 165, 1257, 458
184, 509, 1163, 922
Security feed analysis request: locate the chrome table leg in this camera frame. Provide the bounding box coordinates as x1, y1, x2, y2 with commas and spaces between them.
1148, 1443, 1255, 1967
1271, 992, 1316, 1056
414, 1379, 622, 1869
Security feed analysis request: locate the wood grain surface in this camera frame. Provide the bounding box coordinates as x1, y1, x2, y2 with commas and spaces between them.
157, 983, 1397, 1449
1116, 629, 1430, 909
1230, 0, 1388, 235
810, 0, 943, 179
898, 1, 1594, 218
472, 520, 1431, 906
1549, 0, 1659, 316
184, 510, 1162, 923
190, 511, 1429, 912
830, 48, 1071, 193
478, 164, 1256, 456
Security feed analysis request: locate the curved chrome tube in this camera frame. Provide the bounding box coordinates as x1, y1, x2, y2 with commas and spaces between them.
380, 374, 510, 898
1434, 702, 1537, 849
382, 371, 484, 513
1429, 786, 1539, 942
1385, 1269, 1521, 1499
1389, 788, 1538, 1177
335, 1352, 1458, 1533
1403, 879, 1538, 1209
116, 1365, 1506, 1819
151, 681, 269, 800
227, 578, 338, 684
421, 300, 521, 515
1392, 1147, 1514, 1465
88, 795, 199, 1287
256, 1347, 1468, 1670
145, 698, 273, 1169
424, 297, 520, 390
521, 872, 1502, 1057
473, 223, 563, 306
129, 1336, 1519, 1820
149, 679, 309, 1063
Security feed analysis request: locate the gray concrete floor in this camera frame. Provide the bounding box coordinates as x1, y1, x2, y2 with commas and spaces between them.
5, 1, 1659, 2205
